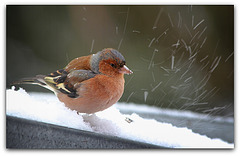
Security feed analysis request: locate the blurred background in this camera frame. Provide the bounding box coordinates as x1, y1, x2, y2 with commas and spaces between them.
6, 5, 234, 117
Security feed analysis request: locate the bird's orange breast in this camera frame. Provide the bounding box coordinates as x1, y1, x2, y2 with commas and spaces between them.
57, 74, 125, 114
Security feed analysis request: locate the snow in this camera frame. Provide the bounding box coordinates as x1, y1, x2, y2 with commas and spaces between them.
115, 103, 234, 124
6, 87, 233, 148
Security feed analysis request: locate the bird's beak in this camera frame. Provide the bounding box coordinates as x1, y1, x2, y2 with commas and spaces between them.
119, 65, 133, 75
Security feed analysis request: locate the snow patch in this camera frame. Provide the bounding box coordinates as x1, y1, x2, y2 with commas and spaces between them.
6, 87, 233, 148
115, 103, 234, 124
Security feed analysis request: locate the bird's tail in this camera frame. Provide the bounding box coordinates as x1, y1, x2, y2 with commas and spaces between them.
11, 75, 56, 92
12, 75, 45, 85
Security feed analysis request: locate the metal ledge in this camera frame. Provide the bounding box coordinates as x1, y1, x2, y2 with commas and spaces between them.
6, 116, 164, 149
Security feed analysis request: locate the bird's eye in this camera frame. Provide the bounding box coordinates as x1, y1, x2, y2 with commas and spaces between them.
119, 61, 125, 67
110, 63, 116, 68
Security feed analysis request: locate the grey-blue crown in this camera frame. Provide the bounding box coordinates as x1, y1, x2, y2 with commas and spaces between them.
90, 49, 126, 73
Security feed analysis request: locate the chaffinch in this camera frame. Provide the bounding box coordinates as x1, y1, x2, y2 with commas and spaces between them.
13, 48, 133, 114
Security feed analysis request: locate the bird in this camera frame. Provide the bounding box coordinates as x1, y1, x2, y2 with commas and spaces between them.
12, 48, 133, 114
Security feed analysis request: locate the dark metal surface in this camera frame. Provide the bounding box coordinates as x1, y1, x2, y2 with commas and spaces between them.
6, 116, 164, 149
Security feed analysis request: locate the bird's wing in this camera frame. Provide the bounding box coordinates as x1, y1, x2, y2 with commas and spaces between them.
44, 69, 96, 98
13, 69, 96, 98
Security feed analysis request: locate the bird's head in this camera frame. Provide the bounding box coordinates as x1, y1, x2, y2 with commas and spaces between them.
90, 48, 133, 77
